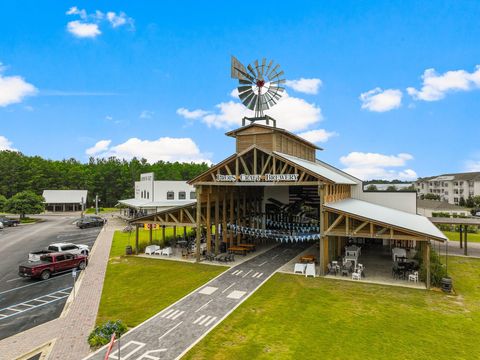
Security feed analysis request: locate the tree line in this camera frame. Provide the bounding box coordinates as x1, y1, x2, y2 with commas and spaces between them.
0, 150, 210, 207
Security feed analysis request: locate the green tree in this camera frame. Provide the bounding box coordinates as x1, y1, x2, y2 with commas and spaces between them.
424, 193, 441, 201
0, 194, 7, 212
366, 184, 378, 191
399, 184, 415, 191
459, 197, 467, 207
386, 185, 397, 191
466, 196, 475, 208
5, 191, 44, 218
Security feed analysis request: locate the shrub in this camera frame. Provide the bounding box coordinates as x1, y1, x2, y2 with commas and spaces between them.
88, 320, 127, 348
419, 249, 447, 287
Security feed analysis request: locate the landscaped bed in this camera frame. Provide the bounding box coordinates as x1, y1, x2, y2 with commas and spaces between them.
184, 256, 480, 360
96, 231, 226, 328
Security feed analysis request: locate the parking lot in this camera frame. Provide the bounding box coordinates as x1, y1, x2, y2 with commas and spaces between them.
0, 215, 102, 340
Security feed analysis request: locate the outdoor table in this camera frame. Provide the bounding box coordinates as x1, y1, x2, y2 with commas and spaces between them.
239, 243, 256, 252
300, 255, 315, 263
228, 246, 248, 255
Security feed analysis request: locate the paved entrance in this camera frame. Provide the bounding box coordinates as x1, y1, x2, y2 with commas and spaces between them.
85, 244, 308, 360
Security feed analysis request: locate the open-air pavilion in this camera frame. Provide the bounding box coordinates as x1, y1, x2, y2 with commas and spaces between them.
129, 116, 447, 289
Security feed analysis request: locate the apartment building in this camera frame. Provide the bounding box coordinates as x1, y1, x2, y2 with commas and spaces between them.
415, 172, 480, 205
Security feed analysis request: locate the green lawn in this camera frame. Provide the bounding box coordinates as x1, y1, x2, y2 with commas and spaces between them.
443, 230, 480, 243
184, 256, 480, 360
96, 230, 226, 328
85, 207, 119, 214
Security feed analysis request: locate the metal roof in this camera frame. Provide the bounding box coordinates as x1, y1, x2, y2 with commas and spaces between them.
428, 217, 480, 226
274, 152, 357, 185
324, 198, 447, 241
417, 199, 470, 211
118, 198, 195, 209
42, 190, 88, 204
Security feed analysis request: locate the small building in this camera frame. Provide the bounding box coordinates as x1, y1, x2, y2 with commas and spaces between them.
417, 199, 470, 217
118, 173, 195, 217
43, 190, 88, 212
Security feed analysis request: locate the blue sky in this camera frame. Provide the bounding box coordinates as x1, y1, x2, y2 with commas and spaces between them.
1, 1, 480, 180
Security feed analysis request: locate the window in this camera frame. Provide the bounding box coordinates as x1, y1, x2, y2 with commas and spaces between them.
190, 191, 196, 199
167, 191, 174, 200
460, 181, 463, 186
56, 255, 66, 262
146, 191, 149, 199
65, 254, 74, 260
454, 197, 459, 203
179, 191, 186, 200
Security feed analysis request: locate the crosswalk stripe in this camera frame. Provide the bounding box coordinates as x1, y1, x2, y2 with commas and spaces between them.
231, 270, 239, 275
167, 310, 180, 319
171, 310, 184, 320
242, 270, 253, 278
252, 272, 259, 278
204, 316, 217, 327
199, 316, 211, 326
161, 309, 175, 318
237, 270, 243, 275
257, 273, 263, 278
193, 315, 206, 324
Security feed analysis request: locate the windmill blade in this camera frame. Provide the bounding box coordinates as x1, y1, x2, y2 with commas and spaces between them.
235, 67, 255, 82
240, 90, 256, 109
269, 70, 284, 82
239, 89, 255, 102
238, 85, 253, 95
231, 56, 247, 80
270, 79, 286, 85
260, 58, 266, 77
239, 78, 254, 85
269, 86, 285, 94
267, 89, 283, 100
246, 93, 259, 110
264, 92, 277, 107
265, 60, 274, 77
247, 64, 257, 79
266, 64, 280, 78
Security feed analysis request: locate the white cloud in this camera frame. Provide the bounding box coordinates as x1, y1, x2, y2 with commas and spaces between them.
106, 11, 133, 28
67, 21, 101, 38
407, 66, 480, 101
0, 135, 16, 151
339, 152, 417, 181
285, 78, 322, 95
0, 64, 37, 107
176, 108, 210, 120
360, 88, 402, 112
139, 110, 153, 119
178, 91, 322, 132
85, 140, 111, 155
66, 7, 133, 38
88, 137, 211, 164
297, 129, 337, 143
465, 160, 480, 172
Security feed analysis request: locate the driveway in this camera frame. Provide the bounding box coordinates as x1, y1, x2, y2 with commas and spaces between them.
85, 244, 309, 360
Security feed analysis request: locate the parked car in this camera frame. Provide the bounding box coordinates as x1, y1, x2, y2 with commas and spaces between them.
76, 217, 105, 229
0, 217, 20, 227
19, 252, 88, 280
0, 221, 3, 229
28, 242, 90, 261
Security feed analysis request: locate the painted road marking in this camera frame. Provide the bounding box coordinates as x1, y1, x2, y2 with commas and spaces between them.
164, 310, 180, 319
236, 270, 243, 276
227, 290, 247, 300
171, 311, 185, 320
199, 286, 218, 295
258, 261, 268, 266
108, 340, 145, 359
158, 321, 183, 341
161, 309, 175, 318
195, 299, 213, 313
193, 315, 206, 324
6, 278, 23, 283
0, 273, 71, 295
204, 316, 217, 327
0, 287, 72, 321
221, 282, 236, 294
242, 270, 253, 278
198, 315, 214, 326
231, 270, 239, 275
271, 254, 279, 260
252, 272, 259, 277
252, 272, 263, 279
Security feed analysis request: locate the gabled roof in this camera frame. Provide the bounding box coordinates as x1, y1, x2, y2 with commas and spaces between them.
225, 123, 322, 150
118, 198, 195, 209
417, 171, 480, 182
274, 152, 357, 185
42, 190, 88, 204
324, 198, 447, 242
417, 199, 470, 211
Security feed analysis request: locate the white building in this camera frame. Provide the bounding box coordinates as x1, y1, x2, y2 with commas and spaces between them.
415, 172, 480, 205
416, 199, 471, 217
43, 190, 88, 212
118, 173, 195, 216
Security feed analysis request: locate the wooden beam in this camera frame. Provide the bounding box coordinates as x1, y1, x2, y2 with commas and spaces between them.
260, 155, 271, 175
353, 221, 369, 234
253, 148, 257, 174
214, 190, 220, 255
225, 164, 232, 175
135, 224, 139, 255
326, 214, 344, 234
206, 190, 211, 253
239, 156, 250, 175
184, 208, 195, 223
229, 191, 234, 246
196, 186, 202, 262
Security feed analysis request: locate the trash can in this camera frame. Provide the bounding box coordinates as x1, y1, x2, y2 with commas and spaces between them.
125, 245, 133, 255
441, 277, 453, 293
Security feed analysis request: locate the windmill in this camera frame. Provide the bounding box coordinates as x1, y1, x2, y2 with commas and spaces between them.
231, 56, 286, 118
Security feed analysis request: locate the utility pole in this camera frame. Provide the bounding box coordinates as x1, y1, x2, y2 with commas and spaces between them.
95, 195, 99, 215
81, 196, 84, 218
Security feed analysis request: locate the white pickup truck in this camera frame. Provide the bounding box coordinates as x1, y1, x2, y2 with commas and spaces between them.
28, 242, 90, 262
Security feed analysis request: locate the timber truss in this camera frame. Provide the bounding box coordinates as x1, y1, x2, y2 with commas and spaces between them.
323, 207, 446, 242
130, 203, 198, 227
189, 145, 348, 190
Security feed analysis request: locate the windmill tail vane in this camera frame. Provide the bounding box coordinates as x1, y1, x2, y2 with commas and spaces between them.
231, 55, 286, 118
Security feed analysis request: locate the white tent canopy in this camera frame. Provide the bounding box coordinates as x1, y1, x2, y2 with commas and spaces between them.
42, 190, 88, 204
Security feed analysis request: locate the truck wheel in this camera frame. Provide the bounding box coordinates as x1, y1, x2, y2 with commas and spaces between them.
13, 223, 18, 227
81, 250, 89, 256
40, 270, 51, 280
78, 261, 86, 270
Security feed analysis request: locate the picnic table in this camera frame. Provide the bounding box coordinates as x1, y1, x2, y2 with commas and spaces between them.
228, 246, 248, 255
299, 255, 316, 263
238, 243, 256, 252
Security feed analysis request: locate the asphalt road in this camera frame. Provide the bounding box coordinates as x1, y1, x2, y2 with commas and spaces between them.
86, 243, 308, 360
0, 215, 102, 340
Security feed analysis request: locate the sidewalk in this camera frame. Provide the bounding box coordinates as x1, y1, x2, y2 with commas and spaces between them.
0, 220, 121, 359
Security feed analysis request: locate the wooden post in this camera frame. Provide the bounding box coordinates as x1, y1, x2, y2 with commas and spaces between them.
206, 190, 211, 253
173, 226, 177, 242
162, 225, 166, 243
135, 224, 139, 255
459, 225, 463, 248
425, 241, 431, 289
196, 186, 202, 262
464, 227, 468, 256
149, 225, 153, 244
229, 191, 234, 246
319, 184, 326, 276
214, 190, 220, 255
183, 226, 187, 239
222, 191, 227, 250
236, 190, 241, 245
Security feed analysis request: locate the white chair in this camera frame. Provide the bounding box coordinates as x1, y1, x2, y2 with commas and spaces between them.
408, 271, 419, 283
145, 245, 160, 255
305, 263, 316, 277
161, 247, 173, 256
352, 269, 362, 280
294, 263, 306, 274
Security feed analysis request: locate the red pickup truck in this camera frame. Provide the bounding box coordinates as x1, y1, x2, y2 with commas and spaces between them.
19, 252, 88, 280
